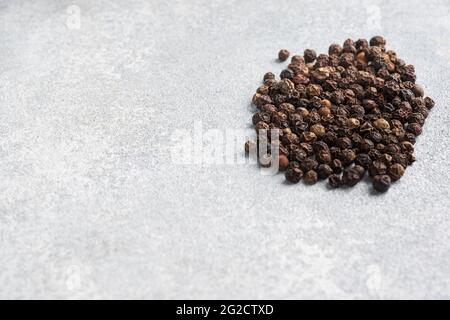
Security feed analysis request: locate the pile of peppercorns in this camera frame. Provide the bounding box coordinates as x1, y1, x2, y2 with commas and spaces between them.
246, 36, 435, 192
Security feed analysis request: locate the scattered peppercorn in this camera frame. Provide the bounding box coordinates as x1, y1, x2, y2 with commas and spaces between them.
278, 49, 290, 62
373, 175, 391, 192
248, 36, 436, 193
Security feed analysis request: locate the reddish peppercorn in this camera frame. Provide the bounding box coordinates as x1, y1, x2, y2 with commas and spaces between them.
278, 155, 290, 171
304, 170, 318, 185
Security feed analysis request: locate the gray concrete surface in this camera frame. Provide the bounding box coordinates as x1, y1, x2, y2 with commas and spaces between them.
1, 0, 450, 299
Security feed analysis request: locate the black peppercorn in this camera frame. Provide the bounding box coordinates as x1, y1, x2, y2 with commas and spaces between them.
373, 175, 391, 192
355, 153, 372, 168
424, 97, 435, 109
285, 167, 304, 183
248, 36, 435, 193
339, 149, 356, 165
370, 36, 386, 47
259, 154, 272, 167
278, 155, 290, 171
330, 159, 342, 174
304, 170, 318, 185
263, 72, 275, 82
317, 164, 333, 179
328, 174, 342, 188
387, 163, 405, 181
280, 69, 294, 80
407, 123, 422, 136
342, 167, 363, 186
336, 137, 353, 149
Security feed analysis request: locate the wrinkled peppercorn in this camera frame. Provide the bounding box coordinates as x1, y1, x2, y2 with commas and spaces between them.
328, 174, 342, 188
407, 123, 422, 136
278, 155, 290, 171
355, 153, 372, 168
300, 158, 318, 171
259, 154, 272, 167
342, 167, 363, 186
373, 175, 391, 192
278, 49, 290, 62
387, 163, 405, 181
370, 36, 386, 47
304, 170, 318, 184
285, 167, 304, 183
369, 160, 387, 177
332, 158, 344, 174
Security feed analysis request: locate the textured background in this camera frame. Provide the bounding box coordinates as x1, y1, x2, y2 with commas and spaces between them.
1, 0, 450, 299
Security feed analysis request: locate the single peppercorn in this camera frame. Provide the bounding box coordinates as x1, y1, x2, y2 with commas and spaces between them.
263, 72, 275, 82
259, 154, 272, 167
369, 160, 387, 177
332, 158, 344, 174
387, 163, 405, 181
304, 49, 317, 63
373, 175, 391, 192
347, 118, 360, 128
245, 139, 257, 155
336, 137, 353, 149
285, 167, 304, 183
328, 174, 342, 188
248, 36, 435, 193
310, 124, 326, 137
328, 44, 342, 56
342, 167, 363, 187
278, 49, 290, 62
300, 158, 318, 172
407, 123, 422, 136
318, 107, 331, 117
304, 170, 318, 185
339, 149, 356, 165
316, 150, 332, 164
280, 69, 294, 80
291, 55, 304, 64
317, 164, 333, 179
424, 97, 435, 109
374, 118, 390, 130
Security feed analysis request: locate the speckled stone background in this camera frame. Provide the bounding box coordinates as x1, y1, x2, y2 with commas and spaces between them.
1, 0, 450, 299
